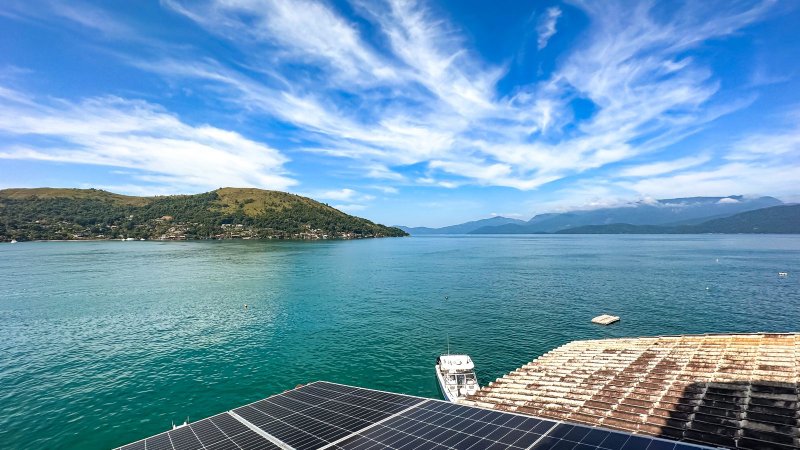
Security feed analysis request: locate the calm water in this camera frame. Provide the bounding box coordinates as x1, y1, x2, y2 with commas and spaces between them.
1, 235, 798, 449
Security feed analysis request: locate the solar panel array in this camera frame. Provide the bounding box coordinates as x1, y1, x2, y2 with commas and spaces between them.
117, 382, 714, 450
118, 412, 281, 450
332, 399, 554, 449
232, 382, 421, 449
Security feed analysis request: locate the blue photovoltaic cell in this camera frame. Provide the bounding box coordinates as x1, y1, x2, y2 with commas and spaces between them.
528, 422, 703, 450
333, 399, 557, 449
117, 413, 280, 450
118, 382, 716, 450
231, 381, 425, 450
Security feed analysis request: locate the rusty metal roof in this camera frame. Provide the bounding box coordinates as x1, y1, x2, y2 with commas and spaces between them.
464, 333, 800, 449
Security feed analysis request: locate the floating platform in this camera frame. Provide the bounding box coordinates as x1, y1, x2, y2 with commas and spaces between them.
591, 314, 620, 325
464, 333, 800, 450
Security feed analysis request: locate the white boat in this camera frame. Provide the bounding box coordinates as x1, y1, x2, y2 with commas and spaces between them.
10, 239, 17, 244
435, 354, 479, 402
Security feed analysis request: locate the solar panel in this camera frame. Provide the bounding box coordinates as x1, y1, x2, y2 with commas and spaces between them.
117, 382, 716, 450
529, 423, 708, 450
231, 381, 425, 450
332, 399, 556, 449
117, 413, 281, 450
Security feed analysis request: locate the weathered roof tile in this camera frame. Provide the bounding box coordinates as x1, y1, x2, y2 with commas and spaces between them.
464, 333, 800, 449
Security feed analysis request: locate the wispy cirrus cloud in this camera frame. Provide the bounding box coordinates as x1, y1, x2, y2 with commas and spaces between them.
543, 109, 800, 208
153, 0, 772, 194
620, 104, 800, 200
0, 0, 789, 216
312, 188, 374, 203
618, 155, 712, 178
618, 162, 799, 200
536, 7, 562, 50
296, 187, 377, 212
1, 0, 134, 37
0, 87, 295, 192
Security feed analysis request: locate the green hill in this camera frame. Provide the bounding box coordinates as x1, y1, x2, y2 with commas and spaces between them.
555, 204, 800, 234
0, 188, 406, 241
688, 204, 800, 233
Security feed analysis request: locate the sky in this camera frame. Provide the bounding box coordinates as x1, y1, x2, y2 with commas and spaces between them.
0, 0, 799, 227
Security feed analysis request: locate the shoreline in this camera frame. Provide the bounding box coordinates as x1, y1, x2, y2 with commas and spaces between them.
3, 235, 408, 243
4, 233, 800, 244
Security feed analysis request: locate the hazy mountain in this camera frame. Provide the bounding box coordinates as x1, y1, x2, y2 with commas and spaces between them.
397, 216, 527, 235
555, 204, 800, 234
471, 196, 783, 234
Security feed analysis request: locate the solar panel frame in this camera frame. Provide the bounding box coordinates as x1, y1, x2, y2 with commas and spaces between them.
228, 382, 427, 450
116, 412, 282, 450
329, 397, 558, 450
117, 381, 718, 450
528, 422, 708, 450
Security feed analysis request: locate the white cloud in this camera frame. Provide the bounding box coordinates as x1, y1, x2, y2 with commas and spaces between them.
313, 188, 375, 202
333, 203, 367, 212
533, 115, 800, 210
151, 0, 772, 192
318, 188, 357, 202
3, 0, 783, 200
730, 127, 800, 160
618, 162, 798, 199
619, 116, 800, 201
618, 155, 711, 177
1, 0, 146, 41
490, 212, 526, 219
527, 181, 633, 214
0, 88, 295, 193
163, 0, 397, 86
369, 185, 399, 194
536, 7, 562, 50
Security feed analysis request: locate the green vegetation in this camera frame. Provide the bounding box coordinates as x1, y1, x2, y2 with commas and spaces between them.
0, 188, 407, 241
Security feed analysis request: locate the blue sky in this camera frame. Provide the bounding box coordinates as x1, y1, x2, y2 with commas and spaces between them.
0, 0, 798, 227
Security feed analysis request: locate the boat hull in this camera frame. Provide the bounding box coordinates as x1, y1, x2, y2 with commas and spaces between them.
435, 365, 458, 402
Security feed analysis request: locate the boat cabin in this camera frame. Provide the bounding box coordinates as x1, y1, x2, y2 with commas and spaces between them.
435, 354, 479, 402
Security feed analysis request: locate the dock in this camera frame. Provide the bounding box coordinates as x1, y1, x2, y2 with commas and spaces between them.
591, 314, 620, 325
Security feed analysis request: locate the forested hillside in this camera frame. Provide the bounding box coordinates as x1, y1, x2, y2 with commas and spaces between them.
0, 188, 406, 241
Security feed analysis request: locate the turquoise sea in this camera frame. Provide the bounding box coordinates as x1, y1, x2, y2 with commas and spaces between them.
1, 235, 798, 449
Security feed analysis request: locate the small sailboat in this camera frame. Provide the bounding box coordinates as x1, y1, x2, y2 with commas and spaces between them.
435, 354, 479, 402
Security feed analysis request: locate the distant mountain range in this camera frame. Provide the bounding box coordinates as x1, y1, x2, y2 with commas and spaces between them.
396, 216, 527, 235
555, 204, 800, 234
399, 196, 797, 235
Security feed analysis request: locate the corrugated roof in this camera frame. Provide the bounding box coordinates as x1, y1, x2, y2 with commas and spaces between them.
464, 333, 800, 449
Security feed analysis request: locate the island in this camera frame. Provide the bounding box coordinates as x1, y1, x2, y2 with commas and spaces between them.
0, 187, 407, 242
